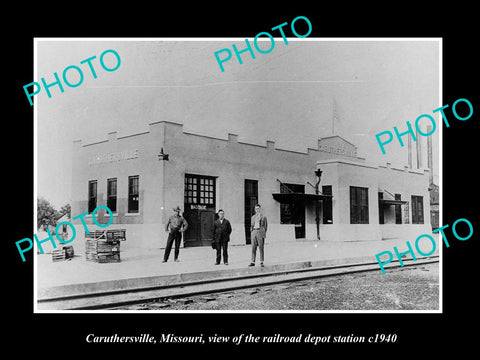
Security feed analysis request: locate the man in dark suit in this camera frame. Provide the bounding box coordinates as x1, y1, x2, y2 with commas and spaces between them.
212, 209, 232, 265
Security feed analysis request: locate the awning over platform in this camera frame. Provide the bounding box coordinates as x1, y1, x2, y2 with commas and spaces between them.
272, 192, 333, 203
379, 199, 407, 206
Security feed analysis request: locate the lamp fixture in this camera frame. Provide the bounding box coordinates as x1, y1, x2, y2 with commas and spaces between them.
157, 148, 169, 161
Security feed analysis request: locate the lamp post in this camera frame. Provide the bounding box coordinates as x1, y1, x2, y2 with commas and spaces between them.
314, 169, 323, 240
157, 148, 169, 161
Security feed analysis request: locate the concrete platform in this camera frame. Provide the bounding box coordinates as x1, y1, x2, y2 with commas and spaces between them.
36, 236, 440, 301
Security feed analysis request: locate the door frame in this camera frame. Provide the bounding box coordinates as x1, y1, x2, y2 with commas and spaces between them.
244, 179, 258, 245
183, 173, 216, 247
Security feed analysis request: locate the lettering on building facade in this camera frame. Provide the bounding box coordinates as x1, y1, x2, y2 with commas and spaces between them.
318, 136, 358, 158
318, 144, 357, 157
88, 149, 139, 165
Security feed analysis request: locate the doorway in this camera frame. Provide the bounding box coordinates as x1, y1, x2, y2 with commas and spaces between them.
244, 179, 258, 244
183, 174, 216, 247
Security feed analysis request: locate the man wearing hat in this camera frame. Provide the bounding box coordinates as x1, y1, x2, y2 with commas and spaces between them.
163, 206, 189, 262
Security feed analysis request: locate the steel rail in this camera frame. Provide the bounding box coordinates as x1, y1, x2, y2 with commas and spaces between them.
37, 256, 439, 310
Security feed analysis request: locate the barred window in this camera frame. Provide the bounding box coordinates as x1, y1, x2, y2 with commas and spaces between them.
395, 193, 402, 224
322, 185, 333, 224
107, 178, 117, 212
378, 192, 384, 224
128, 175, 139, 213
184, 174, 215, 205
350, 186, 369, 224
88, 180, 97, 214
411, 195, 424, 224
279, 183, 293, 224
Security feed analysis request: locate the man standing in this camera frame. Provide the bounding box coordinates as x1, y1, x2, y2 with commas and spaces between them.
212, 209, 232, 265
163, 206, 188, 263
249, 204, 268, 267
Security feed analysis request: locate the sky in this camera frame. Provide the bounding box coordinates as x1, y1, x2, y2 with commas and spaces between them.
36, 39, 440, 209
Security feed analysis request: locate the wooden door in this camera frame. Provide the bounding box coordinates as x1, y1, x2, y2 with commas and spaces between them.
244, 179, 258, 245
183, 174, 216, 247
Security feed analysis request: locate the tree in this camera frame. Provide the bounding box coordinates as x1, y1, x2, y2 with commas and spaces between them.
59, 203, 71, 220
37, 197, 59, 230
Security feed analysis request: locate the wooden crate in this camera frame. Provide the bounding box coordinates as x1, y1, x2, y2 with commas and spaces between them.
64, 245, 74, 259
52, 249, 66, 262
98, 253, 121, 263
106, 229, 126, 242
85, 238, 121, 263
52, 245, 75, 262
85, 229, 126, 242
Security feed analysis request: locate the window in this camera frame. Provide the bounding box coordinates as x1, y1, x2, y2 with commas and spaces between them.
378, 192, 384, 224
128, 176, 139, 213
322, 185, 333, 224
395, 193, 402, 224
184, 174, 215, 206
279, 183, 305, 224
411, 195, 424, 224
107, 178, 117, 212
88, 180, 97, 213
350, 186, 369, 224
280, 183, 293, 224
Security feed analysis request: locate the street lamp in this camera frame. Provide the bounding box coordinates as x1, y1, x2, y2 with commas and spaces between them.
307, 169, 323, 240
314, 169, 323, 240
157, 148, 169, 161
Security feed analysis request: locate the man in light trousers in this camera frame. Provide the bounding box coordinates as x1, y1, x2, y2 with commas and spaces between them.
249, 204, 268, 267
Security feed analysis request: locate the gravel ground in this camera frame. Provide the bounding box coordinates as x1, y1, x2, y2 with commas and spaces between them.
115, 262, 439, 311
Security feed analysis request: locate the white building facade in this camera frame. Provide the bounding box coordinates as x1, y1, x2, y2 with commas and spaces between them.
70, 121, 431, 250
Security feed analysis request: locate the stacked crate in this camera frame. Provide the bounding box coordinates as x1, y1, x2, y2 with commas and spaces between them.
64, 245, 75, 258
51, 245, 74, 262
52, 248, 66, 262
85, 229, 126, 263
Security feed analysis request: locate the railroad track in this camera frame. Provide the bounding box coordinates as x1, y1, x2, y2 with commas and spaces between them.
37, 256, 439, 310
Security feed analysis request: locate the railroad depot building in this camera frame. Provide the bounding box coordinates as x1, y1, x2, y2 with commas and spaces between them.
71, 121, 431, 250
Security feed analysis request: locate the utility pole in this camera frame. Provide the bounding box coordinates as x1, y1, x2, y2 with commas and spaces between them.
308, 169, 323, 240
314, 169, 322, 240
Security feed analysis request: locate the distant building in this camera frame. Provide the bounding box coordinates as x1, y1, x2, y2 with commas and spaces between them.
429, 182, 439, 230
71, 121, 432, 250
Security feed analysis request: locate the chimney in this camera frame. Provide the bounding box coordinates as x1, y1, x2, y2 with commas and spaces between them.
427, 125, 433, 184
408, 131, 412, 168
415, 128, 422, 169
